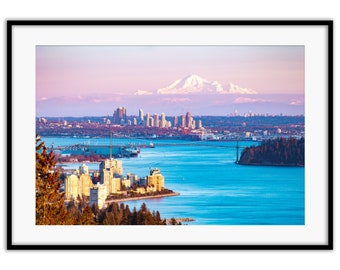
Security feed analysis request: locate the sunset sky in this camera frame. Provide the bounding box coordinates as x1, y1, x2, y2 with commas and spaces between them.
36, 46, 305, 117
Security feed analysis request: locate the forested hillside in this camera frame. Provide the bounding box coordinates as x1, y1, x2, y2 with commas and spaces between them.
238, 137, 304, 166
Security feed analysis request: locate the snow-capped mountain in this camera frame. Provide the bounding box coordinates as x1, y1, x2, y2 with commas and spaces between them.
157, 74, 257, 95
224, 82, 257, 94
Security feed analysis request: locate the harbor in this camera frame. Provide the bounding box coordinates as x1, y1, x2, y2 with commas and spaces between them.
46, 137, 305, 225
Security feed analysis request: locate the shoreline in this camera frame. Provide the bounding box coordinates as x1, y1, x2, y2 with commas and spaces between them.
105, 192, 180, 204
236, 161, 304, 167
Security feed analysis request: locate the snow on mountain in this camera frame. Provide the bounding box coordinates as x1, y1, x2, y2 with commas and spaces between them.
221, 82, 257, 94
157, 74, 257, 95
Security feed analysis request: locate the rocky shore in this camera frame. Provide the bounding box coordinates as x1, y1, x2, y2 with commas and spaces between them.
165, 217, 195, 225
105, 192, 180, 205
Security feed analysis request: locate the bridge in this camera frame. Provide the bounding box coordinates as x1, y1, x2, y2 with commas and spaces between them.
47, 136, 256, 162
47, 137, 155, 158
152, 140, 257, 162
49, 137, 155, 151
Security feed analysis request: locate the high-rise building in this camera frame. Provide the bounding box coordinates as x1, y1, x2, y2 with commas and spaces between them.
181, 115, 186, 128
191, 119, 196, 129
153, 113, 159, 128
150, 117, 154, 127
174, 116, 178, 127
147, 168, 164, 192
139, 109, 144, 124
198, 120, 202, 129
146, 113, 151, 127
186, 112, 193, 129
113, 107, 127, 125
161, 112, 166, 128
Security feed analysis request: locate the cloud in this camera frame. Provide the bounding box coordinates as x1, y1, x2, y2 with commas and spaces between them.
233, 97, 269, 104
39, 94, 123, 104
134, 89, 153, 96
289, 99, 303, 106
162, 97, 191, 103
92, 98, 102, 103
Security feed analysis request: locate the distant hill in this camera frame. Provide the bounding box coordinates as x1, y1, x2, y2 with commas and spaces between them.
237, 137, 304, 166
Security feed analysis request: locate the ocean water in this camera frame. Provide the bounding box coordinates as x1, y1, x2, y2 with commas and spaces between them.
42, 137, 305, 225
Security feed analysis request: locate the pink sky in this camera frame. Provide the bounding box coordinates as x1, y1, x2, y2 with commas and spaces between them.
36, 46, 304, 116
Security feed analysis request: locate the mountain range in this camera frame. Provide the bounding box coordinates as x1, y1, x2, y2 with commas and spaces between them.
156, 74, 257, 95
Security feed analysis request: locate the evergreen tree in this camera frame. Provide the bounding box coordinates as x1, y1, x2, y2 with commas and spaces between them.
36, 135, 70, 225
78, 205, 97, 225
66, 199, 81, 224
170, 217, 177, 225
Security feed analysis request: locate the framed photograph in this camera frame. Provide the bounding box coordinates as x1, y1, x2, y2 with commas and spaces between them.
7, 20, 333, 250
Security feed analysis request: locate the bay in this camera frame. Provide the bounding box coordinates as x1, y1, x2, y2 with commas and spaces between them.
42, 136, 305, 225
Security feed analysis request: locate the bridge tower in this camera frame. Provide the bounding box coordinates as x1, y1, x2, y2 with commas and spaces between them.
110, 131, 112, 159
235, 139, 240, 163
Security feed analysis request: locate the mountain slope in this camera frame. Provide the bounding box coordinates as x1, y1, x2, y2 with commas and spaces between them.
157, 74, 257, 95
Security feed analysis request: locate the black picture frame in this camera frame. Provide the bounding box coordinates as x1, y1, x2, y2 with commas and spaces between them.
7, 20, 333, 250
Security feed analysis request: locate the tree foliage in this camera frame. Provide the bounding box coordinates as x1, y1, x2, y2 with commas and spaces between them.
238, 137, 304, 166
99, 202, 168, 225
36, 135, 70, 225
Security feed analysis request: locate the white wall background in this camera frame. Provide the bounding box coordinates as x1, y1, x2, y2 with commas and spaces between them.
1, 1, 337, 269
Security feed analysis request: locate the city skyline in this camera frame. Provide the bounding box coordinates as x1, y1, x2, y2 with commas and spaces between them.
36, 46, 305, 117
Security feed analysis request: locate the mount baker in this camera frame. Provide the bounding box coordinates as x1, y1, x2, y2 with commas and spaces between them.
156, 74, 257, 95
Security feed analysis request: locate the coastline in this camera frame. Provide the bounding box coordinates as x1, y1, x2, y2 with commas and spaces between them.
236, 161, 304, 167
105, 192, 180, 204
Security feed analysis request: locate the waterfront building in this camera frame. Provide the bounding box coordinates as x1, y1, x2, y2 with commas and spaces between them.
146, 185, 157, 193
109, 177, 121, 194
79, 163, 89, 175
127, 173, 138, 183
147, 168, 164, 192
65, 157, 167, 210
89, 184, 107, 209
65, 164, 93, 199
99, 158, 123, 181
99, 158, 123, 193
121, 179, 131, 189
79, 174, 93, 196
135, 187, 146, 194
65, 174, 79, 200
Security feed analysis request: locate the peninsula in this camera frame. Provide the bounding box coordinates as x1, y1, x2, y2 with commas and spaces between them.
237, 137, 304, 167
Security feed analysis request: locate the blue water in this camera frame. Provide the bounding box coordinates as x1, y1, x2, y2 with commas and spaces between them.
42, 137, 305, 225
